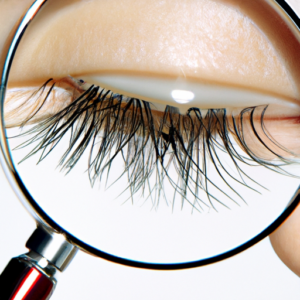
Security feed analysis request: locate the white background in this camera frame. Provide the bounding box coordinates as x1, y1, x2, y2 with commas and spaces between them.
1, 0, 300, 299
1, 164, 300, 299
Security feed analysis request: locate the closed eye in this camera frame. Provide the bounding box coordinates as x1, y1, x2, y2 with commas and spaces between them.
5, 75, 300, 211
3, 0, 300, 211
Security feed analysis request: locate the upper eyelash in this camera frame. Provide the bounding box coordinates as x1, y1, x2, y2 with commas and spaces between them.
10, 78, 296, 212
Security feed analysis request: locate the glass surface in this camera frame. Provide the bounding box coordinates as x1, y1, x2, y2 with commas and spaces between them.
3, 0, 300, 265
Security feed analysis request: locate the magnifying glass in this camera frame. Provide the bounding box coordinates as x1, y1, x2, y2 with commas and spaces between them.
1, 0, 300, 299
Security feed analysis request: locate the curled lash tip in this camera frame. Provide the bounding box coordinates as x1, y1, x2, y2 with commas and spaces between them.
8, 78, 300, 212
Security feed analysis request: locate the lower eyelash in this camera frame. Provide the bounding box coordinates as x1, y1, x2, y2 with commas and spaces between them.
11, 78, 296, 212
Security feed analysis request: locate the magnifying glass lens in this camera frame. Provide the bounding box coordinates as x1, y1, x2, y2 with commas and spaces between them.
3, 0, 300, 266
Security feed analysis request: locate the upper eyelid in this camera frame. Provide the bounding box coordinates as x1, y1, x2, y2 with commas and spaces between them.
5, 74, 299, 129
8, 0, 300, 102
79, 74, 300, 110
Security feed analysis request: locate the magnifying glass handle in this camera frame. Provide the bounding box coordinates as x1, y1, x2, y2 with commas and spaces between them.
0, 255, 56, 300
0, 226, 77, 300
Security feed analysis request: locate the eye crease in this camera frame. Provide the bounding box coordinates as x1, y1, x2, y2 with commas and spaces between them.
3, 0, 300, 211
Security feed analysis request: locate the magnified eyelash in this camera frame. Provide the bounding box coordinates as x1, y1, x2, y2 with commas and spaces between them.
11, 78, 296, 212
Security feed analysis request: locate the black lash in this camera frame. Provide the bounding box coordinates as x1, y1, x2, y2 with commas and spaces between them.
11, 79, 296, 212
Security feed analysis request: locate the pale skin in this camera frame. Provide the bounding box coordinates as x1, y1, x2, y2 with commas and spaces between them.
1, 0, 300, 276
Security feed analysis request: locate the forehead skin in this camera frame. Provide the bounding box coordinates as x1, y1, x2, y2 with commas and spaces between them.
1, 0, 300, 104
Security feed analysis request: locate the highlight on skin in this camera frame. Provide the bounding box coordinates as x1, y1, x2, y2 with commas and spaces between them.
3, 0, 300, 211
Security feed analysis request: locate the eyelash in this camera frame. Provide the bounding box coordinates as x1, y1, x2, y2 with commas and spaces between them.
12, 78, 294, 212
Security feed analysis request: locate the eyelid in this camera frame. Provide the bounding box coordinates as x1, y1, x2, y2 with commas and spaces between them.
5, 75, 300, 130
5, 76, 300, 161
9, 0, 299, 102
4, 77, 85, 128
80, 74, 300, 112
7, 77, 300, 211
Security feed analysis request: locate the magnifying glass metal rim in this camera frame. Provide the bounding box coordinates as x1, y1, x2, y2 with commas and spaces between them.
0, 0, 300, 271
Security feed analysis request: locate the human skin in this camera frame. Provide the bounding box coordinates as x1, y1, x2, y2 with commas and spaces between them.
1, 0, 300, 277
